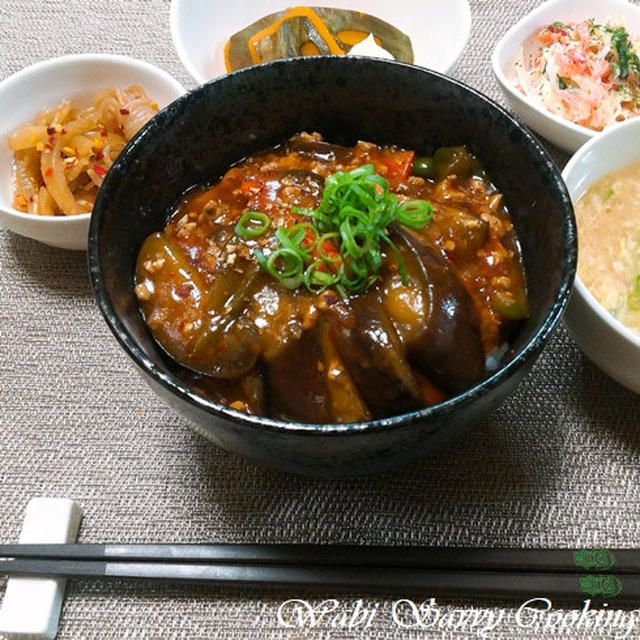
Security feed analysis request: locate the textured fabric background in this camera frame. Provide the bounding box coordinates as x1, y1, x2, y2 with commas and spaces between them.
1, 1, 640, 638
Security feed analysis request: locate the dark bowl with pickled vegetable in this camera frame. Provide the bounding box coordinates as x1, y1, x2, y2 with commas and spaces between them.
89, 56, 576, 476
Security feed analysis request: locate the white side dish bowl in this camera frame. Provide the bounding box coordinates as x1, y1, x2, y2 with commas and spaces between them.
0, 54, 186, 251
562, 117, 640, 394
492, 0, 640, 153
170, 0, 472, 83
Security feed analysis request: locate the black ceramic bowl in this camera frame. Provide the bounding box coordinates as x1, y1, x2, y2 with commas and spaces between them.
89, 57, 576, 476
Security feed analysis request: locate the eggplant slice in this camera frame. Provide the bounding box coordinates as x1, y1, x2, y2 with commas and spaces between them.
317, 317, 371, 423
187, 260, 263, 379
323, 294, 423, 419
395, 228, 486, 393
287, 135, 354, 166
266, 327, 334, 423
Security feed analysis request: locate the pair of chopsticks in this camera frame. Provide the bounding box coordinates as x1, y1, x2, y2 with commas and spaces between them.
1, 544, 638, 601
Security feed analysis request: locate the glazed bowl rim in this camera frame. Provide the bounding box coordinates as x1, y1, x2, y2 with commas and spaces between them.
88, 56, 577, 436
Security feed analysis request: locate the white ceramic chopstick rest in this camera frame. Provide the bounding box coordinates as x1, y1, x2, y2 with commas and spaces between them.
0, 498, 83, 639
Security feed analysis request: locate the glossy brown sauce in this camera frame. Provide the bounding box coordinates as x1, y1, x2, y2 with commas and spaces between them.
135, 133, 528, 423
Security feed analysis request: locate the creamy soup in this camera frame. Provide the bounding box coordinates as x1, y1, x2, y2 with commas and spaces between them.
575, 162, 640, 334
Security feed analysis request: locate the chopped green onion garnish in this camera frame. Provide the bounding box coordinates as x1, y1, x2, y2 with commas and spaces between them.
275, 223, 315, 262
303, 260, 340, 293
234, 211, 270, 239
397, 200, 434, 228
255, 247, 304, 290
243, 163, 433, 296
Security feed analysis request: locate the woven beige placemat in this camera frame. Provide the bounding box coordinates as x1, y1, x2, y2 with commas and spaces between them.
1, 0, 640, 638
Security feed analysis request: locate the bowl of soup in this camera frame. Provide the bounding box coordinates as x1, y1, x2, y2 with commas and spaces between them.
88, 57, 576, 475
563, 117, 640, 394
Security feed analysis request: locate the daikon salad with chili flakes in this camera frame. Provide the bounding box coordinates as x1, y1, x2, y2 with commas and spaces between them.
515, 20, 640, 131
10, 86, 159, 215
134, 133, 529, 423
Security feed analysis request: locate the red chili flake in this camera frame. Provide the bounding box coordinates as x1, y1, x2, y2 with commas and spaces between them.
92, 164, 107, 177
100, 130, 108, 137
44, 168, 53, 178
95, 150, 104, 160
61, 128, 67, 134
176, 283, 192, 297
119, 108, 130, 115
48, 135, 56, 144
548, 25, 568, 36
46, 126, 55, 135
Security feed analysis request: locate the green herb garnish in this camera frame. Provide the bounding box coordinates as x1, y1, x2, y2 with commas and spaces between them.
608, 26, 640, 80
241, 164, 433, 296
612, 27, 631, 79
558, 76, 569, 90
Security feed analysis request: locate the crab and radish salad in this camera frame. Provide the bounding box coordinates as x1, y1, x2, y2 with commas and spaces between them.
515, 20, 640, 131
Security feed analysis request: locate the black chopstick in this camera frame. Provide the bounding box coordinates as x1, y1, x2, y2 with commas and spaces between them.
0, 544, 637, 574
1, 558, 639, 601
